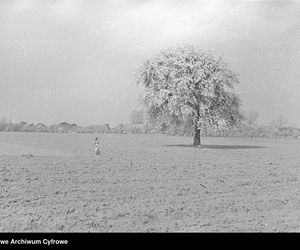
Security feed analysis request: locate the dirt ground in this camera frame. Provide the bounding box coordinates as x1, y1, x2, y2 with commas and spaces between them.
0, 132, 300, 232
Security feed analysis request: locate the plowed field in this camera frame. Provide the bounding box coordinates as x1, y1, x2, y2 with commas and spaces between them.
1, 132, 299, 232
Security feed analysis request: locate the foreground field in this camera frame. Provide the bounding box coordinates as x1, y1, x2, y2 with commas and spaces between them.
0, 132, 300, 232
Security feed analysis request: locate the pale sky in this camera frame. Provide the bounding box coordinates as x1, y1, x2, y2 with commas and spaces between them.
0, 0, 299, 127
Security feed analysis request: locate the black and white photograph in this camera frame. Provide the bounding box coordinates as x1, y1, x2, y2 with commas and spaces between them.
0, 0, 300, 239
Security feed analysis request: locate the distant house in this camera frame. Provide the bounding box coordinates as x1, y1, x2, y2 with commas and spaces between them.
57, 127, 64, 133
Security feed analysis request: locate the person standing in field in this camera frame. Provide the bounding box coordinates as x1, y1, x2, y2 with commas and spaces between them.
94, 137, 101, 155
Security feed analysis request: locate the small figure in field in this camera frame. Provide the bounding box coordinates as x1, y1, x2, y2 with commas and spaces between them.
94, 137, 101, 155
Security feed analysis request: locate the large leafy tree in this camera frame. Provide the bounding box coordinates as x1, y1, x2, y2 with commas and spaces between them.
136, 45, 243, 146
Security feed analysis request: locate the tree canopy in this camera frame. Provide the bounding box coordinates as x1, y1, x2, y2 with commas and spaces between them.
129, 110, 145, 124
136, 45, 243, 146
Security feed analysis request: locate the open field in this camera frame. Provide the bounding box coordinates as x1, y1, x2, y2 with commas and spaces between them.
0, 132, 300, 232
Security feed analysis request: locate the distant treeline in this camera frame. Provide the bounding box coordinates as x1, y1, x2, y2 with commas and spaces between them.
110, 122, 300, 139
0, 119, 111, 134
1, 112, 300, 139
205, 125, 300, 139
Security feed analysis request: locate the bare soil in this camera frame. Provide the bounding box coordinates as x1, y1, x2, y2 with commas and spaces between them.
0, 132, 300, 232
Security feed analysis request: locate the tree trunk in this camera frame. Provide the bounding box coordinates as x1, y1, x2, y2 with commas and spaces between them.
193, 126, 201, 146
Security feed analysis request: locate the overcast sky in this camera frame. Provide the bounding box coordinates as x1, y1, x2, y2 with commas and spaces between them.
0, 0, 299, 127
